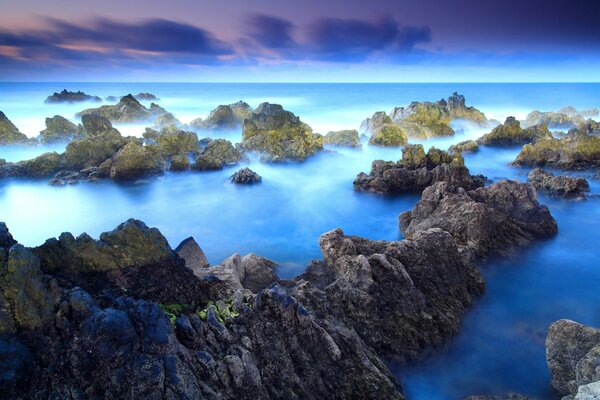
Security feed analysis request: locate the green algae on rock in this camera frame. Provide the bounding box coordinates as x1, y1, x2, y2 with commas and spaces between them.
39, 115, 84, 144
368, 124, 408, 147
77, 94, 166, 123
192, 138, 243, 170
109, 142, 165, 181
0, 111, 30, 145
449, 140, 480, 155
478, 116, 552, 146
323, 129, 361, 147
190, 101, 254, 130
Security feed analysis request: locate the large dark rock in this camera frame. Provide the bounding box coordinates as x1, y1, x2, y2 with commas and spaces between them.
546, 320, 600, 398
527, 168, 589, 199
0, 111, 30, 145
231, 167, 261, 184
399, 180, 558, 259
354, 144, 485, 194
45, 89, 101, 104
175, 237, 209, 272
478, 117, 552, 147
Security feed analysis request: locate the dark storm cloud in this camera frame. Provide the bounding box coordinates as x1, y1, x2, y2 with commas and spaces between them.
245, 14, 296, 49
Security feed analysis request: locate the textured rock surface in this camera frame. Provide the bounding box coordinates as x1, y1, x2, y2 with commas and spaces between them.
513, 132, 600, 170
323, 129, 361, 147
478, 117, 552, 146
190, 102, 253, 130
449, 140, 480, 155
369, 124, 409, 146
0, 111, 30, 145
523, 107, 598, 130
231, 167, 262, 184
175, 237, 209, 272
45, 89, 101, 103
192, 139, 243, 171
39, 115, 84, 144
527, 168, 589, 199
242, 103, 323, 162
77, 94, 165, 123
109, 142, 165, 181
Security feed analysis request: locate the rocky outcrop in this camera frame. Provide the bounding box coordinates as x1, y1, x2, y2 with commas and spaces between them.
360, 92, 487, 139
354, 144, 485, 194
169, 154, 190, 171
369, 124, 408, 146
546, 320, 600, 398
323, 129, 361, 147
478, 117, 552, 147
527, 168, 589, 199
134, 92, 159, 101
231, 167, 262, 184
190, 101, 253, 130
0, 111, 30, 145
175, 237, 209, 272
151, 113, 184, 132
241, 103, 323, 162
192, 139, 243, 171
109, 142, 165, 181
144, 128, 199, 157
513, 132, 600, 170
0, 152, 64, 179
39, 115, 84, 144
77, 94, 166, 123
449, 140, 479, 155
45, 89, 101, 103
399, 180, 558, 259
523, 107, 599, 130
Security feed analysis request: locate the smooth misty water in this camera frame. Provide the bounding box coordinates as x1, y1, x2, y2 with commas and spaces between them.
1, 83, 599, 399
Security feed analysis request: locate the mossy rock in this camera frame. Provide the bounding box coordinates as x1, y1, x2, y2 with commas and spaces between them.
0, 111, 30, 145
169, 154, 190, 171
155, 130, 199, 157
448, 140, 479, 155
513, 133, 600, 169
399, 144, 427, 168
64, 130, 132, 170
190, 102, 253, 130
109, 142, 165, 181
426, 147, 460, 167
323, 129, 361, 147
19, 152, 64, 177
40, 115, 84, 144
360, 111, 392, 132
152, 113, 182, 131
369, 124, 408, 147
478, 117, 552, 146
77, 94, 159, 123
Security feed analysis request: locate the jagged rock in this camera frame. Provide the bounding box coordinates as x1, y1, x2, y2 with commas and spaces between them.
190, 101, 253, 130
523, 107, 599, 130
0, 111, 29, 145
0, 152, 65, 179
360, 111, 392, 133
63, 130, 132, 170
478, 117, 552, 146
354, 144, 484, 194
569, 381, 600, 400
231, 167, 261, 184
39, 115, 84, 144
449, 140, 480, 155
527, 168, 589, 199
323, 129, 361, 147
192, 139, 242, 171
399, 180, 558, 259
77, 94, 165, 123
546, 320, 600, 398
109, 142, 165, 181
175, 237, 209, 272
155, 130, 199, 157
241, 103, 323, 162
168, 154, 190, 171
134, 92, 158, 101
33, 219, 173, 273
48, 170, 82, 186
45, 89, 101, 104
369, 124, 408, 146
151, 113, 183, 131
80, 114, 116, 136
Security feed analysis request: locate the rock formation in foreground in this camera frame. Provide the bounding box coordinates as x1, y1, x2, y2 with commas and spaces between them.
39, 115, 85, 144
0, 111, 31, 145
45, 89, 101, 103
527, 168, 589, 199
354, 144, 486, 194
546, 320, 600, 399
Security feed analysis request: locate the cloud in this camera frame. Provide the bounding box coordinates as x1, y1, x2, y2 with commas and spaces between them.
244, 14, 296, 49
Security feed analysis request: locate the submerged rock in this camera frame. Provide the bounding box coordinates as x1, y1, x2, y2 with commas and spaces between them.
77, 94, 165, 123
546, 320, 600, 398
39, 115, 84, 144
192, 139, 243, 171
230, 167, 262, 184
323, 129, 361, 147
45, 89, 101, 104
241, 102, 323, 162
354, 144, 485, 194
478, 117, 552, 146
527, 168, 589, 199
0, 111, 30, 145
513, 132, 600, 170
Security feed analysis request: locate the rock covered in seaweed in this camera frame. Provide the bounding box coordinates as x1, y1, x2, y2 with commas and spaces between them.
354, 144, 485, 194
241, 102, 323, 162
323, 129, 361, 147
478, 117, 552, 146
0, 111, 30, 145
45, 89, 101, 104
39, 115, 84, 144
231, 167, 262, 184
527, 168, 589, 199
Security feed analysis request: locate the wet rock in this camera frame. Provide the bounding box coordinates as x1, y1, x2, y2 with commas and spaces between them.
231, 167, 261, 184
241, 102, 323, 162
0, 111, 30, 145
175, 237, 209, 272
168, 154, 190, 171
527, 168, 589, 199
80, 114, 116, 136
190, 101, 253, 130
109, 142, 165, 181
39, 115, 84, 144
513, 132, 600, 170
192, 139, 242, 171
45, 89, 101, 104
546, 320, 600, 398
354, 144, 484, 194
449, 140, 480, 155
48, 170, 82, 186
369, 124, 408, 146
0, 152, 65, 179
77, 94, 165, 123
360, 111, 392, 133
151, 113, 183, 131
478, 117, 552, 146
134, 92, 159, 101
523, 107, 598, 130
399, 180, 558, 259
323, 129, 361, 147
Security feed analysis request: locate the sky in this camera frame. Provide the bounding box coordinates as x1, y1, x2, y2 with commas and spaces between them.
0, 0, 599, 82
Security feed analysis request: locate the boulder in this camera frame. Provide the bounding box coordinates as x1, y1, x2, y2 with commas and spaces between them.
145, 128, 199, 157
360, 111, 392, 133
448, 140, 480, 155
368, 124, 408, 146
63, 130, 132, 170
44, 89, 101, 104
546, 320, 600, 397
192, 139, 242, 171
151, 113, 183, 132
0, 111, 29, 145
134, 92, 159, 101
527, 168, 589, 199
522, 107, 598, 130
168, 154, 190, 171
323, 129, 361, 147
80, 114, 116, 136
109, 142, 165, 181
478, 117, 552, 146
190, 101, 253, 130
77, 94, 165, 123
39, 115, 84, 144
231, 167, 262, 184
175, 237, 209, 272
513, 132, 600, 170
241, 103, 323, 162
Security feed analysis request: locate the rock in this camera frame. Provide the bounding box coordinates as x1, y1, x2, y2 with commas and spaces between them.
369, 124, 408, 146
109, 142, 165, 181
513, 132, 600, 170
39, 115, 84, 144
168, 154, 190, 171
360, 111, 392, 132
571, 381, 600, 400
190, 101, 253, 130
48, 170, 82, 186
0, 223, 16, 249
449, 140, 480, 155
527, 168, 589, 199
399, 180, 558, 259
0, 152, 65, 179
33, 219, 173, 273
0, 111, 30, 145
175, 237, 209, 272
323, 129, 361, 147
151, 113, 183, 131
546, 320, 600, 397
354, 144, 484, 194
77, 94, 165, 123
134, 92, 159, 101
522, 107, 598, 130
231, 167, 262, 184
192, 139, 242, 171
241, 103, 323, 162
478, 117, 552, 146
44, 89, 101, 104
80, 114, 116, 136
464, 394, 529, 400
153, 129, 199, 157
63, 130, 132, 170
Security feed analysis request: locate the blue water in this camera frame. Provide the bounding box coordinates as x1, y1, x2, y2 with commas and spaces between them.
0, 83, 599, 399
